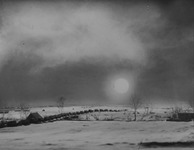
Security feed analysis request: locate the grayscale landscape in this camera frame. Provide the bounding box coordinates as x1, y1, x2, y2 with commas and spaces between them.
0, 0, 194, 150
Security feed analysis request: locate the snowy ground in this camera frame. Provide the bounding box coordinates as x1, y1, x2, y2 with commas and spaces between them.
0, 106, 194, 150
0, 121, 194, 150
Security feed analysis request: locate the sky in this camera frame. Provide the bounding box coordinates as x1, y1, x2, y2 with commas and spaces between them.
0, 0, 193, 106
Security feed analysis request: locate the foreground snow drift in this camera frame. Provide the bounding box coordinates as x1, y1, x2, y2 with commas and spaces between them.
0, 121, 194, 150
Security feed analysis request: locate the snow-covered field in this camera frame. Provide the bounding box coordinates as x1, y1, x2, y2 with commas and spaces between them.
0, 121, 194, 150
0, 106, 194, 150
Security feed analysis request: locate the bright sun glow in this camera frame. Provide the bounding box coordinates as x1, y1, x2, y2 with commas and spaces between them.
114, 78, 129, 94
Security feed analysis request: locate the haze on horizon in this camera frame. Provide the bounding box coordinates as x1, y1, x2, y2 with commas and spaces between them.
0, 0, 193, 106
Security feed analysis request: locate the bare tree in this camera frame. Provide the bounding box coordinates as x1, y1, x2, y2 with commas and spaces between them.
57, 96, 66, 113
129, 94, 142, 121
19, 102, 30, 119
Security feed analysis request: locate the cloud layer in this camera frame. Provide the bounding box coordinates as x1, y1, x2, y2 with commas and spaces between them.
0, 1, 150, 70
0, 0, 193, 105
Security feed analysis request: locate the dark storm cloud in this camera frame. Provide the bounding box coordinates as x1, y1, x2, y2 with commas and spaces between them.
0, 54, 138, 104
137, 42, 194, 100
135, 0, 194, 102
0, 0, 193, 105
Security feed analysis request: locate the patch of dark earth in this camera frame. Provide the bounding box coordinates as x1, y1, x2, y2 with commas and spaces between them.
139, 141, 194, 148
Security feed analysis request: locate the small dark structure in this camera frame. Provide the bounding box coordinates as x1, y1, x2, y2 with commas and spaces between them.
0, 121, 6, 128
7, 120, 17, 127
178, 113, 194, 121
26, 112, 43, 124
